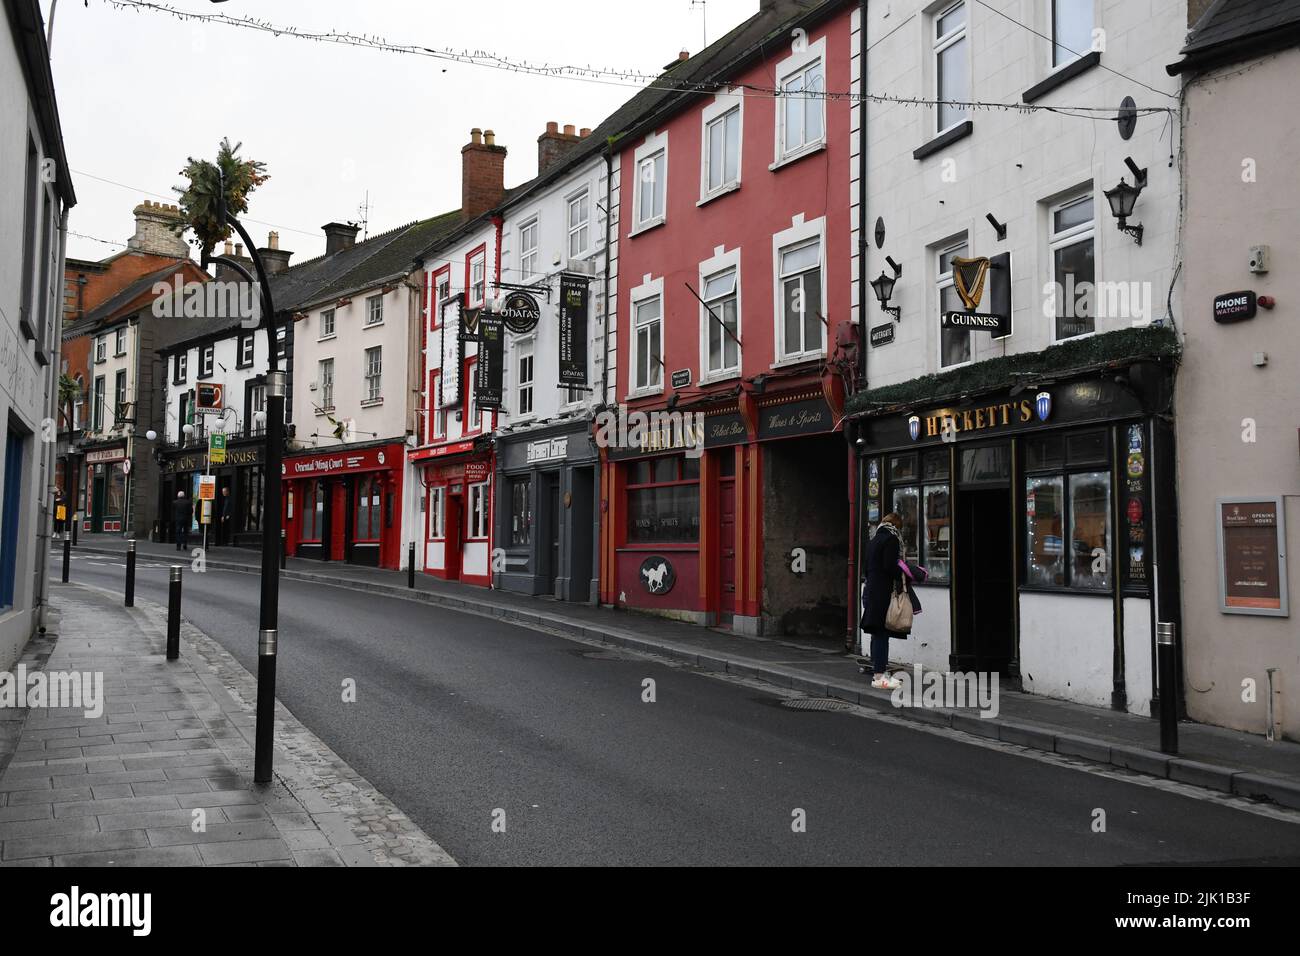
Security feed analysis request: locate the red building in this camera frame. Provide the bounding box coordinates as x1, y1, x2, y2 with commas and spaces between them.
600, 0, 859, 640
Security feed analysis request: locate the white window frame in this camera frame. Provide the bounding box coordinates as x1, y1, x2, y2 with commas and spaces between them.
1050, 0, 1095, 70
176, 351, 187, 382
1048, 192, 1097, 343
628, 275, 665, 398
700, 90, 743, 202
366, 294, 384, 327
469, 251, 487, 307
200, 344, 214, 378
239, 333, 254, 367
936, 237, 973, 371
698, 245, 742, 382
319, 308, 335, 339
114, 328, 126, 356
771, 215, 828, 365
468, 481, 490, 539
566, 190, 590, 259
518, 217, 539, 280
632, 131, 668, 234
772, 36, 827, 167
319, 357, 334, 410
932, 1, 970, 136
95, 336, 106, 363
427, 486, 445, 539
364, 345, 382, 402
516, 336, 535, 417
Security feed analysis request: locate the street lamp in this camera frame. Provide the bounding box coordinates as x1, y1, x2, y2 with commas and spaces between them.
1104, 158, 1147, 247
870, 270, 901, 321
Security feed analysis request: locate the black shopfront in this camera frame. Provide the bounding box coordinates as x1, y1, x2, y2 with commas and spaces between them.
158, 438, 267, 548
849, 360, 1179, 713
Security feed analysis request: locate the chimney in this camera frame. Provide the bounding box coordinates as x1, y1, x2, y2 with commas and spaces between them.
462, 127, 507, 221
128, 199, 189, 259
322, 222, 360, 255
537, 121, 586, 174
215, 241, 253, 284
258, 231, 293, 275
664, 49, 690, 70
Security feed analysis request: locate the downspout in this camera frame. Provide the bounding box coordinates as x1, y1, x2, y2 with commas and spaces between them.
38, 205, 71, 630
601, 151, 614, 407
850, 0, 869, 648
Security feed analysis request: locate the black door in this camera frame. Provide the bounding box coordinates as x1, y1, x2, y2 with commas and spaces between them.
546, 477, 561, 595
954, 486, 1015, 672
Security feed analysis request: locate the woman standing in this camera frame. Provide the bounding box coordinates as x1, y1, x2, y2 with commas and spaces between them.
861, 512, 906, 690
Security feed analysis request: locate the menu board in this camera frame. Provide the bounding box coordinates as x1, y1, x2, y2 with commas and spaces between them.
1218, 498, 1288, 616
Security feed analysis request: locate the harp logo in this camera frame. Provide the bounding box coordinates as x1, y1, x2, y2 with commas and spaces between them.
952, 256, 991, 311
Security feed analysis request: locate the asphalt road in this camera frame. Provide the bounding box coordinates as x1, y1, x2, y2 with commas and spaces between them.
56, 553, 1300, 866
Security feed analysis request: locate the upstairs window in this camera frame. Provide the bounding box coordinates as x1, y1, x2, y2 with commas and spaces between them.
114, 328, 126, 356
519, 218, 539, 279
469, 252, 486, 306
95, 337, 107, 364
1050, 194, 1095, 341
1052, 0, 1093, 68
633, 295, 662, 392
938, 240, 971, 368
516, 338, 534, 416
567, 191, 590, 258
778, 238, 823, 359
174, 352, 188, 384
637, 150, 666, 226
200, 344, 214, 379
238, 333, 255, 368
702, 267, 739, 375
934, 1, 969, 133
320, 308, 335, 338
366, 295, 383, 326
779, 59, 824, 157
364, 346, 382, 402
319, 358, 334, 409
705, 107, 740, 193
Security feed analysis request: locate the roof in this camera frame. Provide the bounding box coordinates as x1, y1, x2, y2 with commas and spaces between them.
1168, 0, 1300, 73
3, 0, 74, 206
75, 261, 191, 329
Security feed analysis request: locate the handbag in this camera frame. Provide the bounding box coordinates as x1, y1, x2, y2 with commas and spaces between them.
885, 577, 914, 633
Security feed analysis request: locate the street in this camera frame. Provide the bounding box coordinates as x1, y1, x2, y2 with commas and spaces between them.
56, 553, 1300, 867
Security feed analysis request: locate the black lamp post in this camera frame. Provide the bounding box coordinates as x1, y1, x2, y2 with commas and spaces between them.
870, 270, 901, 321
1104, 175, 1145, 246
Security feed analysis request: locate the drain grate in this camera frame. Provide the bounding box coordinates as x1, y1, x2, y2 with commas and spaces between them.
780, 697, 853, 713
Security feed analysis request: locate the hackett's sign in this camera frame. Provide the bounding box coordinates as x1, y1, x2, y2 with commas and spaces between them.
909, 395, 1049, 441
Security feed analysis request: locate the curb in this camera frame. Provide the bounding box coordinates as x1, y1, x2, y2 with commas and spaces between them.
61, 544, 1300, 812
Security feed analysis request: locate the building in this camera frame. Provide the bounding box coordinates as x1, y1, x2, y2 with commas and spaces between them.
1167, 0, 1300, 741
0, 0, 75, 667
599, 0, 860, 637
845, 0, 1188, 714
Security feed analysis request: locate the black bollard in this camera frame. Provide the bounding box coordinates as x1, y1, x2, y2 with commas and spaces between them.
71, 514, 78, 546
166, 566, 182, 661
280, 529, 287, 570
125, 539, 136, 607
408, 541, 416, 588
61, 533, 70, 583
1157, 621, 1178, 755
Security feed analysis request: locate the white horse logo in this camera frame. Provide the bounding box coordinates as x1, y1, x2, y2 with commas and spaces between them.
641, 561, 670, 593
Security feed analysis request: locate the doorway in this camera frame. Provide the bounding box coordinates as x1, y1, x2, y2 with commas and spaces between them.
718, 455, 737, 624
954, 485, 1015, 672
91, 471, 105, 533
542, 473, 561, 596
568, 467, 595, 603
444, 490, 463, 580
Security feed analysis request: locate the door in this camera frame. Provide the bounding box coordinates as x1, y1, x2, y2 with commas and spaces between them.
719, 476, 737, 620
445, 490, 463, 580
545, 476, 560, 595
954, 486, 1015, 672
92, 472, 106, 533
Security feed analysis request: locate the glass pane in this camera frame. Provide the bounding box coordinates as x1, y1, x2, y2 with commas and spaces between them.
961, 445, 1011, 483
940, 282, 970, 367
937, 1, 966, 37
801, 270, 823, 351
1054, 237, 1096, 339
653, 155, 665, 217
923, 484, 951, 582
652, 456, 677, 483
805, 65, 824, 142
649, 322, 661, 385
1025, 435, 1065, 471
630, 461, 651, 486
1069, 471, 1111, 590
1067, 429, 1109, 465
723, 298, 739, 368
703, 269, 736, 300
923, 449, 950, 481
724, 110, 740, 182
781, 240, 819, 274
1053, 0, 1093, 66
1054, 197, 1094, 233
889, 454, 918, 482
682, 456, 701, 480
891, 486, 920, 560
938, 243, 967, 276
1026, 476, 1065, 587
937, 36, 968, 130
783, 278, 801, 355
783, 73, 804, 150
708, 119, 724, 190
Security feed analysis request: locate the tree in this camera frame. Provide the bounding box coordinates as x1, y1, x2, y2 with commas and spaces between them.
174, 138, 269, 259
57, 373, 82, 432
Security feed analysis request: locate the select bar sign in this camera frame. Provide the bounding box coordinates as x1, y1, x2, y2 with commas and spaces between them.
1213, 290, 1256, 324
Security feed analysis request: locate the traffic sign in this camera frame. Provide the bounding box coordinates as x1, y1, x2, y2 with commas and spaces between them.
209, 432, 227, 464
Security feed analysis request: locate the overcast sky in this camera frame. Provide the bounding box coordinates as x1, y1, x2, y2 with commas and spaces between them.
48, 0, 760, 263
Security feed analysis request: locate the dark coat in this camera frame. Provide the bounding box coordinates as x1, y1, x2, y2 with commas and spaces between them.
172, 495, 193, 527
861, 526, 904, 637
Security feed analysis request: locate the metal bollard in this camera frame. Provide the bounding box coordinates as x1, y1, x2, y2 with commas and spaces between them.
280, 529, 287, 570
71, 515, 78, 546
125, 539, 136, 607
61, 533, 71, 583
1157, 621, 1178, 755
408, 541, 416, 588
166, 566, 182, 661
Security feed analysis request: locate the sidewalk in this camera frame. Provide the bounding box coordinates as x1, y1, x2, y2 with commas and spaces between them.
65, 534, 1300, 810
0, 580, 455, 866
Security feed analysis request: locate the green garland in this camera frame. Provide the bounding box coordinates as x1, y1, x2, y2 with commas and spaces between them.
848, 325, 1180, 414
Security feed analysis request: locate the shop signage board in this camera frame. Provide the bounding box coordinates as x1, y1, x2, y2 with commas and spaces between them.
85, 445, 127, 465
475, 316, 505, 410
704, 412, 748, 448
941, 252, 1012, 339
500, 291, 541, 335
1217, 497, 1288, 616
757, 397, 835, 441
869, 323, 895, 348
285, 445, 395, 478
464, 460, 491, 483
196, 383, 224, 413
442, 297, 464, 406
639, 555, 676, 595
558, 274, 589, 386
526, 437, 569, 463
670, 369, 692, 389
1212, 291, 1257, 324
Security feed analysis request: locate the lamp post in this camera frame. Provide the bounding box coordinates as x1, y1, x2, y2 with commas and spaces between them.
870, 270, 901, 321
1104, 172, 1146, 246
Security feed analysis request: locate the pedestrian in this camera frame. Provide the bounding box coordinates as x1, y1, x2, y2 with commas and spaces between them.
173, 490, 192, 552
860, 512, 928, 690
218, 486, 231, 547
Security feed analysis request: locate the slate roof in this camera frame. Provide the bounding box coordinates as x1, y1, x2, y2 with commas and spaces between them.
1168, 0, 1300, 73
70, 261, 189, 331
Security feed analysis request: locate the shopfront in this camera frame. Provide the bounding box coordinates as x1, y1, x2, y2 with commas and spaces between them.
283, 441, 405, 569
496, 419, 599, 602
159, 440, 267, 547
410, 438, 494, 587
81, 442, 129, 534
849, 362, 1178, 715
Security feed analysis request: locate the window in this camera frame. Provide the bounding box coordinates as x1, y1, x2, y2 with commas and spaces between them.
1052, 0, 1093, 68
114, 370, 127, 422
934, 2, 969, 133
516, 339, 534, 416
519, 218, 539, 279
567, 191, 590, 258
510, 476, 532, 547
72, 375, 84, 430
354, 475, 382, 541
95, 337, 106, 364
432, 274, 450, 329
238, 333, 254, 368
92, 376, 105, 432
1050, 194, 1095, 340
1024, 430, 1112, 590
626, 454, 700, 543
320, 309, 335, 338
366, 295, 383, 326
637, 150, 666, 226
469, 251, 486, 306
364, 346, 382, 402
468, 481, 490, 539
174, 351, 187, 384
430, 371, 446, 439
886, 450, 951, 582
633, 295, 662, 391
319, 358, 334, 409
427, 486, 445, 539
466, 358, 481, 432
200, 344, 214, 379
301, 479, 325, 542
705, 107, 741, 193
938, 241, 971, 368
702, 268, 739, 375
178, 392, 191, 440
114, 328, 126, 356
18, 137, 36, 339
778, 238, 823, 358
779, 59, 824, 157
248, 384, 265, 435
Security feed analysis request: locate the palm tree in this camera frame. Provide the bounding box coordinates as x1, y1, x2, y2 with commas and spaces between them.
174, 138, 269, 260
57, 373, 82, 433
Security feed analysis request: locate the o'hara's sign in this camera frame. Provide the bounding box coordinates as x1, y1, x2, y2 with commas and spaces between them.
909, 392, 1051, 441
500, 291, 541, 334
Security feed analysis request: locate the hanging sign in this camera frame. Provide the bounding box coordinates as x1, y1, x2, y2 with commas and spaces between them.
1218, 498, 1288, 615
475, 316, 505, 410
458, 304, 484, 343
441, 296, 464, 407
195, 382, 224, 413
558, 274, 589, 386
501, 291, 541, 334
941, 252, 1011, 338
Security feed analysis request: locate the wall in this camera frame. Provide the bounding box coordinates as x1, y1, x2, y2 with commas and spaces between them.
1019, 592, 1115, 707
1175, 47, 1300, 741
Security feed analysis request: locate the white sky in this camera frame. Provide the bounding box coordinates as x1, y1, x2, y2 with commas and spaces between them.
48, 0, 760, 263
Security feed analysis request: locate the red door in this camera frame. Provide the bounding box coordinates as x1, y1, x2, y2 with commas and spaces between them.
444, 490, 463, 580
719, 477, 736, 617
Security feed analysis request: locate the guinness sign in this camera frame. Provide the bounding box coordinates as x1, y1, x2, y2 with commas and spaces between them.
942, 251, 1011, 338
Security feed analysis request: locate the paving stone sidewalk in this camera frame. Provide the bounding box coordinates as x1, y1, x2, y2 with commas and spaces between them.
0, 582, 455, 867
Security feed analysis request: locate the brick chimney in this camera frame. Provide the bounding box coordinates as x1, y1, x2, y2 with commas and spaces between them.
322, 222, 360, 256
538, 122, 587, 174
462, 127, 507, 221
258, 231, 293, 275
128, 200, 189, 258
215, 239, 254, 284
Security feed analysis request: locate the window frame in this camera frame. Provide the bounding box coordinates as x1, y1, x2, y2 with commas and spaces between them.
467, 248, 487, 308
318, 357, 335, 410
363, 345, 382, 403
772, 36, 827, 167
1050, 0, 1094, 70
518, 217, 540, 280
1048, 192, 1097, 342
365, 294, 384, 327
937, 238, 972, 370
699, 248, 742, 381
463, 356, 481, 434
92, 375, 105, 432
566, 189, 590, 259
199, 343, 215, 380
467, 480, 491, 540
932, 0, 970, 136
773, 224, 827, 363
114, 328, 126, 356
632, 131, 668, 234
174, 351, 188, 385
628, 279, 664, 398
426, 485, 445, 540
625, 454, 702, 545
94, 336, 107, 364
700, 91, 743, 201
1022, 429, 1113, 592
319, 308, 336, 340
515, 336, 534, 417
237, 332, 255, 369
509, 475, 532, 547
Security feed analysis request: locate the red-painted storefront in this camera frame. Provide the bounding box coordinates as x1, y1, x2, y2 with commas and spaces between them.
283, 441, 405, 569
410, 438, 495, 587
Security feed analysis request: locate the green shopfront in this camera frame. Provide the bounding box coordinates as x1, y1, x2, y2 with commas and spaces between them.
848, 355, 1180, 718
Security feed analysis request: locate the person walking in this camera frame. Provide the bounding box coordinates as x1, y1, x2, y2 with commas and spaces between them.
860, 512, 908, 690
173, 490, 192, 552
217, 486, 232, 547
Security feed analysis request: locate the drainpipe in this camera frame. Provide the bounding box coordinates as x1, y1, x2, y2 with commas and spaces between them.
601, 151, 615, 407
850, 0, 870, 648
38, 205, 71, 631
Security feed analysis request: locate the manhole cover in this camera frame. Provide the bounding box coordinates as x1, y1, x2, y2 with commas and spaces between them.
780, 697, 852, 712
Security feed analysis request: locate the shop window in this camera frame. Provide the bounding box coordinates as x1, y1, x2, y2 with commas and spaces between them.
889, 448, 950, 581
427, 486, 445, 539
1025, 434, 1065, 471
301, 479, 325, 542
354, 475, 382, 542
106, 464, 126, 518
922, 448, 950, 481
626, 454, 700, 544
468, 481, 490, 539
923, 485, 951, 581
891, 486, 921, 561
1024, 432, 1112, 590
960, 445, 1010, 484
888, 453, 918, 483
243, 467, 264, 533
1026, 476, 1065, 587
510, 477, 532, 547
